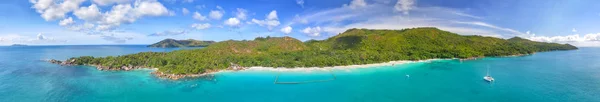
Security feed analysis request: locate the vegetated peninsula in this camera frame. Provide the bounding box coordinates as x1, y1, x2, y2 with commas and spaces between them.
50, 28, 578, 79
147, 38, 215, 48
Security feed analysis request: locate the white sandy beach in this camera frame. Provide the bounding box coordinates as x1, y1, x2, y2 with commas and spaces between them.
217, 59, 452, 73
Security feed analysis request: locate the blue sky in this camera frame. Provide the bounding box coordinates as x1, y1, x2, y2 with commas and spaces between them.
1, 0, 599, 46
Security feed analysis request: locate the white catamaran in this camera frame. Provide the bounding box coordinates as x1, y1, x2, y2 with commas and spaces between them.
483, 67, 495, 82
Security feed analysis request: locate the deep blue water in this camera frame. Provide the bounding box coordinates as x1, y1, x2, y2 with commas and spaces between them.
0, 45, 599, 102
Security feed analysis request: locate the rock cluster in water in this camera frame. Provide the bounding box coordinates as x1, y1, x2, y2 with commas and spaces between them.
48, 59, 75, 65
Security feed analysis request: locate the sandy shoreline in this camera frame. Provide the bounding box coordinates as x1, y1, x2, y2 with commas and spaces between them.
137, 59, 451, 80
213, 59, 452, 74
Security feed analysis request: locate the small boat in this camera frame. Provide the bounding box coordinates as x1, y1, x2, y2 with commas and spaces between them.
483, 76, 494, 82
483, 67, 494, 82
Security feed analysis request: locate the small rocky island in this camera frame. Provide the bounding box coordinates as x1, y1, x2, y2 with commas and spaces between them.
148, 38, 215, 48
48, 28, 578, 80
10, 44, 28, 46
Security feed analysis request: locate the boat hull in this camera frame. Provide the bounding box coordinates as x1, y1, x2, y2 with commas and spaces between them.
483, 76, 494, 82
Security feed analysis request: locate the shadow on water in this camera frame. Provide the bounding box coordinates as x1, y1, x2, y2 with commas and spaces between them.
426, 60, 455, 71
103, 74, 125, 79
38, 73, 93, 102
150, 74, 218, 92
178, 81, 217, 92
59, 66, 93, 77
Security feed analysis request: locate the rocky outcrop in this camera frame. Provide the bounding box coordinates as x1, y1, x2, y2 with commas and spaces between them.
48, 59, 62, 64
48, 59, 76, 66
228, 63, 246, 71
92, 64, 140, 71
151, 69, 218, 80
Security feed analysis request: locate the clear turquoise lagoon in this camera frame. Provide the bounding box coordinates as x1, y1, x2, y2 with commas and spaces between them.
1, 45, 599, 102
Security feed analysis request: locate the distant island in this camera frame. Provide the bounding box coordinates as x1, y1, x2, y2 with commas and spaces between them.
147, 39, 215, 48
10, 44, 28, 46
50, 28, 578, 79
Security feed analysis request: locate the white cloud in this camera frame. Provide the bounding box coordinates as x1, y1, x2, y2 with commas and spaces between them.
290, 3, 526, 38
452, 11, 483, 19
0, 33, 67, 44
182, 0, 194, 3
29, 0, 171, 43
344, 0, 367, 9
95, 4, 134, 31
209, 10, 224, 20
95, 24, 116, 31
193, 11, 207, 21
94, 0, 169, 31
251, 10, 280, 30
452, 21, 526, 36
235, 8, 248, 20
302, 26, 322, 37
267, 10, 278, 20
33, 0, 168, 32
168, 10, 176, 16
132, 1, 169, 16
224, 18, 241, 27
182, 8, 190, 15
296, 0, 305, 8
319, 16, 509, 38
37, 33, 46, 40
148, 30, 187, 36
528, 33, 600, 42
527, 33, 600, 47
394, 0, 415, 15
572, 28, 577, 32
30, 0, 86, 21
59, 17, 75, 26
281, 26, 293, 34
92, 0, 132, 6
94, 31, 142, 43
191, 23, 211, 30
67, 22, 96, 31
285, 14, 308, 26
73, 4, 102, 21
100, 34, 133, 43
30, 0, 53, 12
291, 4, 383, 25
195, 5, 206, 9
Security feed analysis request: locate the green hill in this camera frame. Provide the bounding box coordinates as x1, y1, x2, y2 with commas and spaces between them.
61, 28, 577, 75
147, 39, 215, 48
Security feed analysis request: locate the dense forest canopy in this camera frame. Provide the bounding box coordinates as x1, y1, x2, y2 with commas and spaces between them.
147, 39, 215, 48
65, 28, 578, 74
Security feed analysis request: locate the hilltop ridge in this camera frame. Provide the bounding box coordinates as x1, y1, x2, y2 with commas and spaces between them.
148, 39, 215, 48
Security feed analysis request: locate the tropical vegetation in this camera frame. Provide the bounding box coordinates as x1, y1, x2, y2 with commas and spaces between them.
64, 28, 578, 74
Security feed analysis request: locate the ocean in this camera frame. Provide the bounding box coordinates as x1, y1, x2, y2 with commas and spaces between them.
0, 45, 599, 102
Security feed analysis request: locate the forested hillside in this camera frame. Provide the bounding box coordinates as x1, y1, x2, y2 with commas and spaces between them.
62, 28, 578, 74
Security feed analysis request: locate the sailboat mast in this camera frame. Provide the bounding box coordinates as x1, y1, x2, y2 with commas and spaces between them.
486, 67, 490, 76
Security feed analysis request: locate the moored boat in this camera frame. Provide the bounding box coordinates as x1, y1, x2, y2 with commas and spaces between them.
483, 67, 494, 82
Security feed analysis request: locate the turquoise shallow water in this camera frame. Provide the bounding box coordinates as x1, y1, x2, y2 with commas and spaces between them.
1, 45, 599, 102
